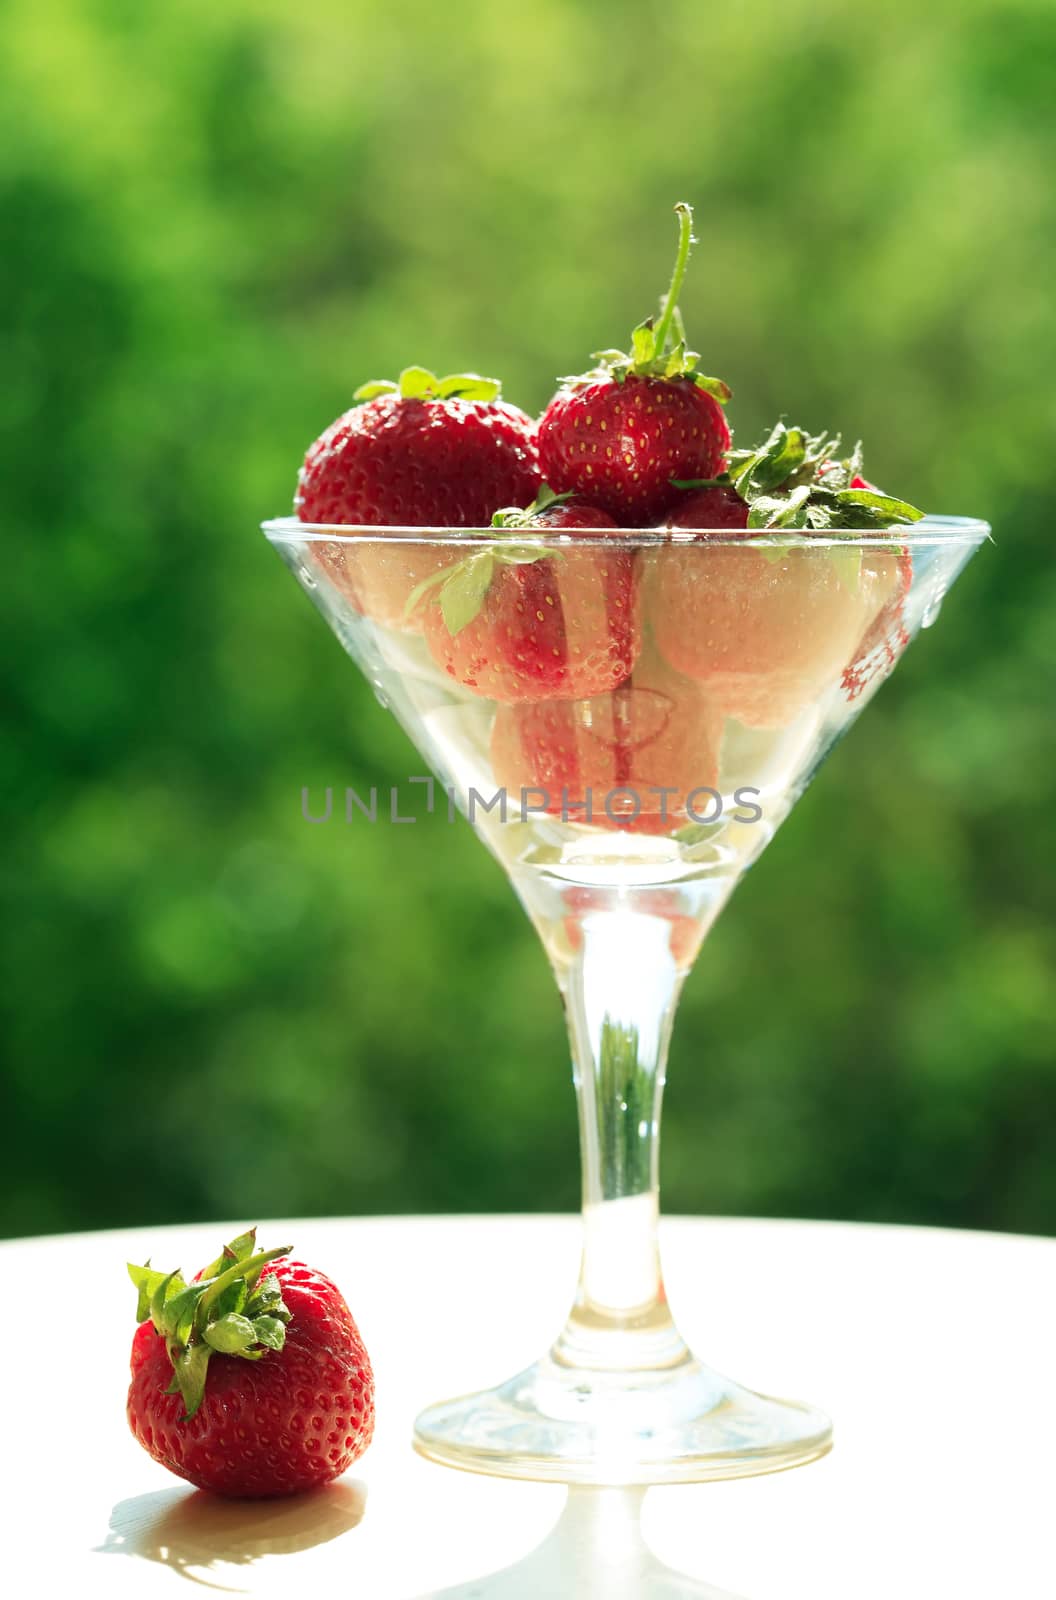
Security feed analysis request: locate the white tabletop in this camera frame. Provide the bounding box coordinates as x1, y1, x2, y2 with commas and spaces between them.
2, 1215, 1052, 1599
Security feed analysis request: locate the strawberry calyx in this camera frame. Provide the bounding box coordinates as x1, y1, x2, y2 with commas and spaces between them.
128, 1228, 293, 1421
489, 484, 572, 529
353, 368, 503, 403
404, 487, 562, 635
673, 421, 924, 533
560, 203, 731, 403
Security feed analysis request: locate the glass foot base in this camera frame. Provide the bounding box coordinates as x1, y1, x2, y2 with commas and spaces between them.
413, 1349, 832, 1485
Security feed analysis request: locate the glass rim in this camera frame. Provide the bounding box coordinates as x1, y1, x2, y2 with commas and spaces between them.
262, 513, 991, 550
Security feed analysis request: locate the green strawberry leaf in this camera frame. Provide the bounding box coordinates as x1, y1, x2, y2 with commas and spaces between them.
729, 449, 766, 495
352, 379, 399, 401
805, 500, 840, 531
128, 1261, 168, 1324
211, 1277, 249, 1320
224, 1228, 259, 1263
165, 1283, 210, 1345
754, 426, 808, 490
420, 536, 555, 638
354, 370, 502, 404
403, 565, 454, 621
433, 372, 502, 401
396, 365, 440, 399
836, 488, 923, 525
203, 1313, 259, 1355
149, 1270, 186, 1333
440, 551, 496, 635
747, 486, 811, 528
199, 1227, 258, 1281
246, 1275, 287, 1311
674, 418, 923, 537
251, 1315, 288, 1353
691, 373, 732, 403
491, 484, 572, 528
170, 1342, 212, 1421
631, 321, 657, 366
245, 1277, 282, 1313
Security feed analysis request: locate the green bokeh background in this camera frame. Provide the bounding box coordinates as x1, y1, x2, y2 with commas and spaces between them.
3, 0, 1054, 1239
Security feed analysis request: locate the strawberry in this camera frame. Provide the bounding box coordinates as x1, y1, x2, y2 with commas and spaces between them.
842, 546, 914, 701
126, 1229, 374, 1499
419, 490, 641, 703
661, 484, 749, 533
670, 421, 923, 535
297, 368, 539, 526
537, 204, 731, 525
514, 494, 620, 537
647, 540, 907, 729
648, 423, 922, 725
489, 645, 723, 834
297, 368, 540, 632
312, 535, 457, 634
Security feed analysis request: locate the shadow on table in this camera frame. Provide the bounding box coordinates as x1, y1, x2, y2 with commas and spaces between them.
97, 1477, 367, 1586
417, 1486, 748, 1600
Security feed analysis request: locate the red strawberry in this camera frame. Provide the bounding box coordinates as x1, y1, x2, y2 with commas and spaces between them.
297, 369, 540, 632
646, 542, 903, 729
521, 495, 620, 537
489, 645, 722, 834
643, 424, 922, 724
661, 485, 749, 533
842, 546, 913, 701
312, 537, 459, 633
297, 369, 539, 526
127, 1229, 374, 1499
672, 423, 921, 537
537, 205, 731, 525
420, 490, 641, 703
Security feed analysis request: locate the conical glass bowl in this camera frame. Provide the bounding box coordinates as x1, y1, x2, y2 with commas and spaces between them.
264, 514, 988, 1484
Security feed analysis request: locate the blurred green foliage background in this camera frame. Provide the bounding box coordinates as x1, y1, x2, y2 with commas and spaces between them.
3, 0, 1054, 1240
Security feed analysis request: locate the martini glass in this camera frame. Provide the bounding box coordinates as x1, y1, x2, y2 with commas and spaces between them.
264, 514, 987, 1484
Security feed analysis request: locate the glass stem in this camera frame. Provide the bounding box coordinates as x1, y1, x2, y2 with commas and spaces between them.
551, 900, 692, 1374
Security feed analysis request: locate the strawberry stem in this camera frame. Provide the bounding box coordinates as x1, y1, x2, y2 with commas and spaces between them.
128, 1230, 296, 1421
650, 203, 694, 359
572, 202, 728, 397
196, 1245, 292, 1321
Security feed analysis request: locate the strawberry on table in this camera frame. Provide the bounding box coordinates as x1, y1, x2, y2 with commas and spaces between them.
296, 368, 540, 631
490, 645, 723, 834
648, 424, 921, 727
419, 489, 641, 703
537, 204, 731, 525
127, 1228, 374, 1499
